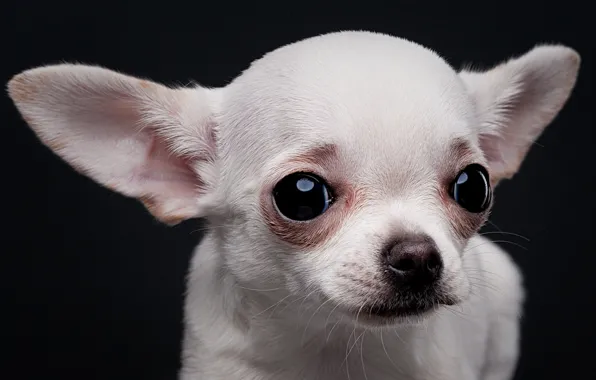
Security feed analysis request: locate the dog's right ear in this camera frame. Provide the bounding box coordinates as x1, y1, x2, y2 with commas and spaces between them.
8, 64, 221, 225
459, 46, 580, 185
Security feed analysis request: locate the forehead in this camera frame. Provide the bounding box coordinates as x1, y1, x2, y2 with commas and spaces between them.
219, 32, 478, 178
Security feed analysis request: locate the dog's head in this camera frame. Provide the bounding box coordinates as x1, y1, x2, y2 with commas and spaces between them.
9, 32, 579, 326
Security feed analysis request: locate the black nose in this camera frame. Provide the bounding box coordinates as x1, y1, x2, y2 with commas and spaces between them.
385, 236, 443, 287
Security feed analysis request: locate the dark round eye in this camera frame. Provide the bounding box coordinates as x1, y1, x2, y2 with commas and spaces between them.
273, 173, 333, 221
451, 164, 491, 213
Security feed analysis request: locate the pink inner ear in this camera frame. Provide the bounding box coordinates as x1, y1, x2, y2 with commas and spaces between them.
479, 133, 507, 179
72, 98, 203, 204
108, 130, 204, 225
140, 133, 203, 196
117, 126, 207, 223
478, 118, 535, 182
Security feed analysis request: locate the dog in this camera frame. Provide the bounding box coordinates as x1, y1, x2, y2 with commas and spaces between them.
8, 31, 580, 380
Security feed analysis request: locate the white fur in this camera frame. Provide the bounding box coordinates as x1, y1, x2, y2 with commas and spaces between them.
8, 31, 580, 380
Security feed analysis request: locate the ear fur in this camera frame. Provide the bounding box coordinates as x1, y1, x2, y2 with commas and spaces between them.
459, 45, 581, 184
8, 64, 219, 224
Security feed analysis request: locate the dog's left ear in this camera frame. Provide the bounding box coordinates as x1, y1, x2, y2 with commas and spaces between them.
459, 45, 581, 184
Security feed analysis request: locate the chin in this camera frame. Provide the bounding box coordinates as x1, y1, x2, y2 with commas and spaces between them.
351, 308, 439, 329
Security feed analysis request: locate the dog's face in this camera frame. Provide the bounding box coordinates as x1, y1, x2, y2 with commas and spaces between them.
8, 32, 579, 327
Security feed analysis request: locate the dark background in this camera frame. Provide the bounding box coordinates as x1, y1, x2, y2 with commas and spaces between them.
1, 1, 593, 379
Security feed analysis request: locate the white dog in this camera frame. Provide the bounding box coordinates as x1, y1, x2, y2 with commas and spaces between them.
8, 31, 580, 380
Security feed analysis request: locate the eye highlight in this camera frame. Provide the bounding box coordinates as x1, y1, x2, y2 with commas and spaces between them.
273, 173, 333, 221
450, 164, 491, 213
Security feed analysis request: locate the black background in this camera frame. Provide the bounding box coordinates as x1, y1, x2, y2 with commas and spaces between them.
1, 1, 593, 379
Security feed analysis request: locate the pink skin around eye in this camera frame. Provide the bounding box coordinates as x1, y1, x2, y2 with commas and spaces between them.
437, 138, 492, 242
260, 144, 365, 249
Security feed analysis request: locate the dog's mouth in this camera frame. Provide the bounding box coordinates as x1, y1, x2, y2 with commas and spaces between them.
338, 292, 459, 327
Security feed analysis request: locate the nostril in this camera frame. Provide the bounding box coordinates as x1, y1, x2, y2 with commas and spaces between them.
426, 252, 442, 272
391, 256, 417, 272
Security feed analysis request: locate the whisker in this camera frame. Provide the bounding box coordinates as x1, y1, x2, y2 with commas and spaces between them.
479, 230, 530, 241
236, 285, 283, 292
326, 315, 343, 343
302, 298, 333, 345
277, 293, 309, 314
464, 239, 528, 253
380, 330, 406, 375
251, 293, 293, 319
343, 329, 365, 368
344, 327, 357, 380
393, 328, 407, 345
360, 329, 369, 380
299, 289, 319, 313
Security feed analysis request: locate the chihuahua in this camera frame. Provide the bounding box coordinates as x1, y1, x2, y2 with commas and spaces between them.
8, 31, 580, 380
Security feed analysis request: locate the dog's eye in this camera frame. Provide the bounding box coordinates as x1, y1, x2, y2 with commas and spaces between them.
273, 173, 333, 221
451, 164, 491, 213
